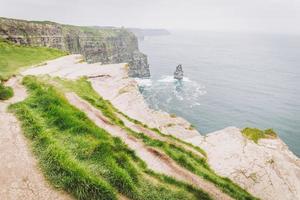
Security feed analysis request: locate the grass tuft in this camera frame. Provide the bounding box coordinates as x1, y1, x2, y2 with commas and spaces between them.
242, 127, 277, 143
0, 83, 14, 100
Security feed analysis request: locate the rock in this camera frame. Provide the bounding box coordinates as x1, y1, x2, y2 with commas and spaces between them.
174, 64, 183, 80
0, 17, 150, 78
185, 127, 300, 200
128, 51, 150, 77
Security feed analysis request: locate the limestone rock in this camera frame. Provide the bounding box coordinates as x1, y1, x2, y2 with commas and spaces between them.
185, 127, 300, 200
174, 64, 183, 80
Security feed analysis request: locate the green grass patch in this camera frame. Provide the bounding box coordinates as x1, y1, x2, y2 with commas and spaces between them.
0, 83, 14, 100
9, 76, 211, 200
0, 39, 67, 79
242, 128, 277, 143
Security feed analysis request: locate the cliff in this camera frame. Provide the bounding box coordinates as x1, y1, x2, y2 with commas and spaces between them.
0, 17, 150, 78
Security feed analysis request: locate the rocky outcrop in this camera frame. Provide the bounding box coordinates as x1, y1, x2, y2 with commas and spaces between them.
0, 17, 150, 78
174, 64, 184, 80
186, 127, 300, 200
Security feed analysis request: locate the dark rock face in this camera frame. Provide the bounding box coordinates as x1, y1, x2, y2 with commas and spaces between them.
0, 17, 150, 78
174, 64, 183, 80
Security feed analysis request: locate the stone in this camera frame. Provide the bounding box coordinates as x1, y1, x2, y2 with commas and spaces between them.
174, 64, 183, 80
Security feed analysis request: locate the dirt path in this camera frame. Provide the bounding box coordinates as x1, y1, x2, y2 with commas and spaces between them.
0, 77, 72, 200
116, 113, 206, 159
66, 92, 233, 200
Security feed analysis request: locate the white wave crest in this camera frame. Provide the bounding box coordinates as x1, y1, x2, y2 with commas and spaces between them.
158, 75, 192, 83
134, 78, 152, 87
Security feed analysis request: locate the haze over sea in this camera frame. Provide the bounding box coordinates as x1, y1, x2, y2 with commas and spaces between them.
137, 31, 300, 156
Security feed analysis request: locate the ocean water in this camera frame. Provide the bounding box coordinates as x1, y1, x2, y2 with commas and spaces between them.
137, 31, 300, 156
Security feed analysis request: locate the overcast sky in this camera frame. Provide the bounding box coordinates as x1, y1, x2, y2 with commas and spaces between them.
1, 0, 300, 34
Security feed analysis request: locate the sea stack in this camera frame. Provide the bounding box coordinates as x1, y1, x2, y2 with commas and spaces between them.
174, 64, 184, 80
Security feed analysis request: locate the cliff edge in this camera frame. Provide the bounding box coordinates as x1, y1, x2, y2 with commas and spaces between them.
0, 17, 150, 78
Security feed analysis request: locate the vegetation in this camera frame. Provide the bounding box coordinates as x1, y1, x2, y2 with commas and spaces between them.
53, 77, 257, 200
188, 124, 196, 130
55, 77, 125, 126
0, 82, 14, 100
0, 39, 67, 80
170, 113, 177, 118
10, 76, 211, 200
242, 128, 277, 143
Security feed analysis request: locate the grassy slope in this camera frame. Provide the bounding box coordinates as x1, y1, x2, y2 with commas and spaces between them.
10, 76, 211, 200
55, 77, 258, 200
0, 39, 67, 80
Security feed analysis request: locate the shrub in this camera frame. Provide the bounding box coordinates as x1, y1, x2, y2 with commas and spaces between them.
264, 129, 277, 138
242, 127, 277, 143
0, 83, 14, 100
170, 113, 177, 118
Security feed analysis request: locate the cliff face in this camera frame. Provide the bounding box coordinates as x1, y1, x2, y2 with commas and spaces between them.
186, 127, 300, 200
0, 17, 150, 78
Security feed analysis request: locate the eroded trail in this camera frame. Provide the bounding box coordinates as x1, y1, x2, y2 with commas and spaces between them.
116, 113, 206, 159
66, 92, 233, 200
0, 78, 71, 200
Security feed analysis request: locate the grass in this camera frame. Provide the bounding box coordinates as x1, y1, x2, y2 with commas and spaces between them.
0, 39, 67, 80
0, 83, 14, 100
52, 77, 258, 200
242, 128, 277, 143
54, 77, 124, 126
170, 113, 177, 118
10, 76, 211, 200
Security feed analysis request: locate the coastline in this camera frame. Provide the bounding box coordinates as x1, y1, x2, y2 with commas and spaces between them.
22, 55, 300, 200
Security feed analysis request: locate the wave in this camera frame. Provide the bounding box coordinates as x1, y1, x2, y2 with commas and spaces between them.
136, 75, 207, 110
158, 75, 192, 83
134, 78, 152, 87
